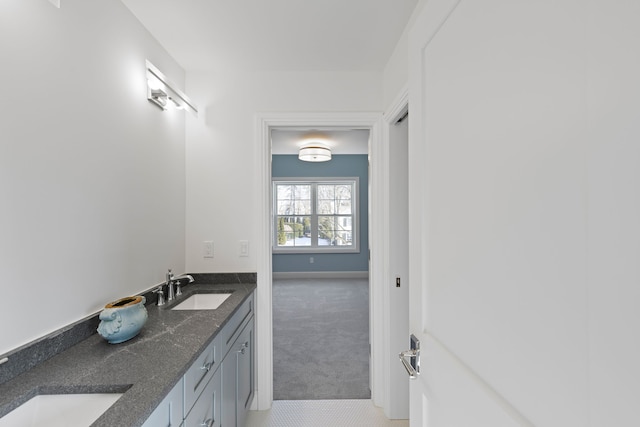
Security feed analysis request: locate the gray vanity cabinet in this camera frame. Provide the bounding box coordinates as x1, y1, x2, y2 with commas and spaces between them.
221, 320, 254, 427
235, 319, 255, 427
184, 335, 220, 415
142, 291, 254, 427
183, 367, 221, 427
141, 377, 184, 427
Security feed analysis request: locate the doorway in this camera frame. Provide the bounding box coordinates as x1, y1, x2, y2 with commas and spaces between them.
270, 128, 371, 400
253, 112, 386, 410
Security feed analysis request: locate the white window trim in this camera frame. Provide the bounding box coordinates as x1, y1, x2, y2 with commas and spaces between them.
272, 176, 360, 254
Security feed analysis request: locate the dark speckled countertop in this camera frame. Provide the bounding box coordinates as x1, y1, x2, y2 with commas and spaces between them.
0, 279, 256, 427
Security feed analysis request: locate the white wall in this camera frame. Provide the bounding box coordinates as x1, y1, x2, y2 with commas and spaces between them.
0, 0, 188, 355
383, 0, 425, 108
185, 70, 383, 272
587, 1, 640, 424
383, 27, 409, 109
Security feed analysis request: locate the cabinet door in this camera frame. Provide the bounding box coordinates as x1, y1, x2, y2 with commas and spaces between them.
221, 319, 254, 427
141, 377, 184, 427
236, 319, 254, 427
221, 354, 236, 427
183, 368, 221, 427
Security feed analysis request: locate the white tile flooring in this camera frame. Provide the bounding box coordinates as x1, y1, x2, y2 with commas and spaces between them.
245, 400, 409, 427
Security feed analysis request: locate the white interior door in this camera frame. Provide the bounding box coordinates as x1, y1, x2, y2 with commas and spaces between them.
406, 0, 590, 426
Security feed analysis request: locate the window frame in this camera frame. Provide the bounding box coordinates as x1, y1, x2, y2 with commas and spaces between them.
272, 177, 360, 254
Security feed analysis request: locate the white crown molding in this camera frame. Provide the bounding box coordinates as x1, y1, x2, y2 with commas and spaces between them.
385, 84, 409, 124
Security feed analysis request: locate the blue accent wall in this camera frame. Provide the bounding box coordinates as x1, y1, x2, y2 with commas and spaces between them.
272, 155, 369, 273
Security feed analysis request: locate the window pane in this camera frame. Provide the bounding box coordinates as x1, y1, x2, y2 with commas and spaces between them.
294, 185, 311, 199
335, 185, 352, 214
317, 200, 334, 215
335, 231, 352, 246
335, 185, 351, 199
277, 200, 293, 215
294, 200, 311, 215
276, 216, 311, 247
318, 216, 335, 245
276, 185, 292, 200
337, 199, 352, 214
317, 185, 334, 199
337, 216, 352, 231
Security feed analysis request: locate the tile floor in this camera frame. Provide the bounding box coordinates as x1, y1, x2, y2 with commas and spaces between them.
245, 400, 409, 427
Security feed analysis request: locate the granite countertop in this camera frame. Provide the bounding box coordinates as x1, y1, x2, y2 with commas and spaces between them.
0, 279, 256, 427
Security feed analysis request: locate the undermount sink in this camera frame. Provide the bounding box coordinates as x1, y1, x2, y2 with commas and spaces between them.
0, 393, 123, 427
171, 293, 232, 310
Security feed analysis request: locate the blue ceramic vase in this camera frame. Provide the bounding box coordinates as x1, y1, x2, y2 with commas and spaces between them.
97, 295, 148, 344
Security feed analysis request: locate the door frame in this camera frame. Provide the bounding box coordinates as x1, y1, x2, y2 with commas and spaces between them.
253, 112, 385, 410
382, 86, 410, 419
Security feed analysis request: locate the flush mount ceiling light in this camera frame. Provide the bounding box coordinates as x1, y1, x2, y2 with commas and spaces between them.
298, 145, 332, 162
146, 60, 198, 116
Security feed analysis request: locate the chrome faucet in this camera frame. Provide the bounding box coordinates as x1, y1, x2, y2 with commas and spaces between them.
166, 269, 175, 301
164, 269, 195, 302
153, 285, 166, 306
173, 273, 195, 291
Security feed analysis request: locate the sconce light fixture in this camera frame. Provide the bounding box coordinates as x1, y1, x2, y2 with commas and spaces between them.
146, 60, 198, 116
299, 145, 332, 162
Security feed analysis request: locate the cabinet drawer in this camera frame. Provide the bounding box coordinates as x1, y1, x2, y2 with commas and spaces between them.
183, 334, 220, 416
183, 368, 221, 427
220, 292, 254, 358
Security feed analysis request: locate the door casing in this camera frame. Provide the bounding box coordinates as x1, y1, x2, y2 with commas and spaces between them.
253, 112, 386, 410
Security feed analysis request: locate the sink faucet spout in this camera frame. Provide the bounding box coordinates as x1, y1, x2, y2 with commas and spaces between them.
174, 274, 194, 283
164, 270, 194, 302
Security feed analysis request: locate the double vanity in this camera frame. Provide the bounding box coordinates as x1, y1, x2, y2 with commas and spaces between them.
0, 274, 256, 427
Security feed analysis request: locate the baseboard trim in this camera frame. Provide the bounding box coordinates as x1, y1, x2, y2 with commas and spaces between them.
272, 271, 369, 280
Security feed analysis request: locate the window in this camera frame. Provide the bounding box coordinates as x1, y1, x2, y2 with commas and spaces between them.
273, 178, 359, 253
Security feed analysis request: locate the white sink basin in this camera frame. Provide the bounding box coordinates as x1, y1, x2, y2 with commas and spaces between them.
171, 293, 232, 310
0, 393, 122, 427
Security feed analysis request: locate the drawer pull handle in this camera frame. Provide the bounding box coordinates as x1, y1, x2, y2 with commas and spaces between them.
200, 418, 214, 427
237, 341, 249, 355
194, 361, 213, 390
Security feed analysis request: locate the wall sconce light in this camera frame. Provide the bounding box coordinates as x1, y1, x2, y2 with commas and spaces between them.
146, 60, 198, 116
299, 145, 332, 162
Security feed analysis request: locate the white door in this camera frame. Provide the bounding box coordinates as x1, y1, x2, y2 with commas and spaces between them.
406, 0, 590, 426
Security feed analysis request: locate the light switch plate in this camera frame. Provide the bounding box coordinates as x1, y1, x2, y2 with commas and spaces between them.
203, 241, 214, 258
239, 240, 249, 257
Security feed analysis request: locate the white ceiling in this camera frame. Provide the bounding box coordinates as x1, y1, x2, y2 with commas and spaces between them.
120, 0, 418, 72
271, 129, 370, 155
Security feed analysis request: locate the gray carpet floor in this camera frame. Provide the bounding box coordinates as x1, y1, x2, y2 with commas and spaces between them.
272, 278, 371, 400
